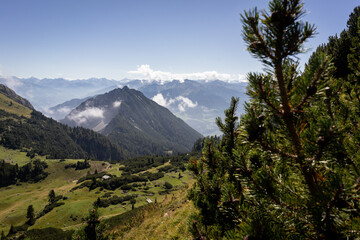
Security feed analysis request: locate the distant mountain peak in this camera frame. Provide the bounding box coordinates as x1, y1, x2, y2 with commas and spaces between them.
61, 87, 202, 156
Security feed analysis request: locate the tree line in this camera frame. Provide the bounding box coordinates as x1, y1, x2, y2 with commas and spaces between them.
0, 109, 129, 161
0, 159, 48, 187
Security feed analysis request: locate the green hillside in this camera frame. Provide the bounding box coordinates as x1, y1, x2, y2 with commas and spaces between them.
0, 93, 32, 118
0, 146, 196, 239
0, 109, 129, 161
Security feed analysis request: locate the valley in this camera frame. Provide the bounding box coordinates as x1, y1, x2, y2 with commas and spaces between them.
0, 146, 196, 239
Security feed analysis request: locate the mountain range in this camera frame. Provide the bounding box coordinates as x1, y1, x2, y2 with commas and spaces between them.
0, 76, 248, 136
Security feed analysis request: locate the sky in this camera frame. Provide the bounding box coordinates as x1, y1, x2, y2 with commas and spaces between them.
0, 0, 358, 81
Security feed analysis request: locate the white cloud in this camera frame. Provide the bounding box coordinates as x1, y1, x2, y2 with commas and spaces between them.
57, 106, 71, 113
2, 76, 23, 90
176, 96, 198, 112
152, 93, 197, 112
68, 107, 104, 124
113, 100, 122, 108
42, 107, 54, 116
152, 93, 174, 107
25, 89, 34, 100
128, 64, 247, 83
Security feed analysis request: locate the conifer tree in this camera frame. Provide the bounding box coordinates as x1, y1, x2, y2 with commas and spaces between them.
8, 225, 15, 235
48, 189, 56, 204
189, 0, 360, 239
26, 205, 35, 225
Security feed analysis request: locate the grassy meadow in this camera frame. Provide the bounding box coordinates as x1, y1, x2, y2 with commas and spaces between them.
0, 94, 32, 118
0, 147, 195, 239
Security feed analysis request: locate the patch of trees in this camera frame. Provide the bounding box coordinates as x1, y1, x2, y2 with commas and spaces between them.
93, 194, 137, 208
37, 190, 64, 218
77, 172, 108, 183
71, 208, 108, 240
121, 153, 192, 174
1, 204, 74, 240
64, 160, 90, 170
0, 109, 129, 161
73, 172, 164, 191
0, 159, 48, 187
192, 136, 220, 153
188, 1, 360, 239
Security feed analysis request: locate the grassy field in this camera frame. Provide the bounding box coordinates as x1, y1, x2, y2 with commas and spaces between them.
104, 188, 195, 240
0, 147, 195, 239
0, 146, 34, 166
0, 93, 32, 118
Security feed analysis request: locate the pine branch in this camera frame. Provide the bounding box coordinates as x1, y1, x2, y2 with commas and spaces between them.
294, 56, 328, 112
257, 80, 282, 115
257, 138, 297, 159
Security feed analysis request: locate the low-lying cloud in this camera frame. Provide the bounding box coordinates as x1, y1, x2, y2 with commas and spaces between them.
176, 96, 198, 112
57, 106, 71, 114
152, 93, 174, 107
113, 101, 122, 108
1, 76, 24, 91
68, 107, 104, 124
128, 64, 246, 83
152, 93, 198, 112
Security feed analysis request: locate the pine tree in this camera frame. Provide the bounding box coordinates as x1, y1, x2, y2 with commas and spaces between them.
130, 198, 136, 210
8, 225, 15, 235
80, 208, 108, 240
48, 189, 56, 204
26, 205, 35, 225
189, 0, 360, 239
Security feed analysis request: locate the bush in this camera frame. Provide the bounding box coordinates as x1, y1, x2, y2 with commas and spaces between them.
164, 181, 173, 190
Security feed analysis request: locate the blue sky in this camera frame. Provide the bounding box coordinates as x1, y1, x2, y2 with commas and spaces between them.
0, 0, 358, 81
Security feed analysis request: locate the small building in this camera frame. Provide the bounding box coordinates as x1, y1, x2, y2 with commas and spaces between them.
146, 198, 152, 203
102, 175, 111, 180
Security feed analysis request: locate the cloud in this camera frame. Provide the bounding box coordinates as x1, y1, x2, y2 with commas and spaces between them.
152, 93, 197, 112
176, 96, 198, 112
151, 93, 174, 107
128, 64, 247, 83
68, 107, 104, 124
25, 89, 34, 100
2, 76, 24, 90
57, 106, 71, 113
113, 100, 122, 108
42, 107, 54, 116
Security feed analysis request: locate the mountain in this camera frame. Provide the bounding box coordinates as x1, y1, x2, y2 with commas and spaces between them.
48, 96, 92, 120
136, 79, 248, 136
0, 77, 120, 111
0, 85, 129, 161
61, 86, 203, 156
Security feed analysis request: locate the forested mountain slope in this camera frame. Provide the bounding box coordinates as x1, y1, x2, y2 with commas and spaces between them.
0, 85, 129, 161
